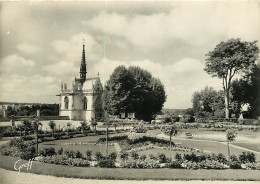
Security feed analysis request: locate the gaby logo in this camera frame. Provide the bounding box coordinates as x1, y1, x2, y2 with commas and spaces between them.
14, 158, 34, 174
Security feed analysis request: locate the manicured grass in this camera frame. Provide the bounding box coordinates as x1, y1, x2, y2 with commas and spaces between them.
232, 142, 260, 152
170, 137, 260, 161
0, 155, 259, 181
39, 136, 116, 156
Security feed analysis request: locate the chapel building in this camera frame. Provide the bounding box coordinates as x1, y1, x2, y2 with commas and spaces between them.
58, 42, 103, 122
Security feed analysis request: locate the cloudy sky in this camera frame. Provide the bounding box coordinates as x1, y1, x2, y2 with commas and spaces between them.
0, 1, 259, 109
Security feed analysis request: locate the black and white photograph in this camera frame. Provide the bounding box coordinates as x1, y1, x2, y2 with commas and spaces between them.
0, 1, 259, 184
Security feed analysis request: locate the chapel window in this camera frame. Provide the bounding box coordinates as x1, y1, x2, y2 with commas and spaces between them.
83, 97, 87, 110
64, 96, 69, 110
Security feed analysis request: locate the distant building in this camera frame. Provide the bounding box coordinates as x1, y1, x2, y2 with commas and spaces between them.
57, 42, 103, 122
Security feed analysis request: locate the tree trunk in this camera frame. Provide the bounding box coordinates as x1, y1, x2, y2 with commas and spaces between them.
20, 130, 22, 142
227, 141, 230, 161
106, 126, 109, 157
224, 90, 230, 119
170, 135, 172, 161
36, 128, 38, 155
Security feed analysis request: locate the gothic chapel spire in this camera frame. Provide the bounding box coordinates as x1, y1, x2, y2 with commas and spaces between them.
80, 39, 87, 84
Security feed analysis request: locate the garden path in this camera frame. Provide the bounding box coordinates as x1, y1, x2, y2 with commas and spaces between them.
155, 133, 260, 156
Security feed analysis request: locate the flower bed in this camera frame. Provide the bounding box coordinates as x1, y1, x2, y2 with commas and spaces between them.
37, 155, 90, 167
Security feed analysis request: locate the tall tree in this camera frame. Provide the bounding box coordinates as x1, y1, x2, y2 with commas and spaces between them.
205, 39, 259, 118
66, 122, 71, 135
104, 65, 166, 121
22, 119, 32, 139
226, 129, 237, 161
192, 87, 225, 118
32, 118, 42, 155
104, 66, 135, 116
48, 120, 56, 138
231, 65, 260, 118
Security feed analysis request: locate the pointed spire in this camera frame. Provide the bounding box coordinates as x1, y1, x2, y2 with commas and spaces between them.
80, 39, 87, 84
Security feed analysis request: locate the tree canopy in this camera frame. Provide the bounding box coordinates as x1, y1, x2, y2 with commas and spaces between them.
231, 65, 260, 118
192, 86, 225, 118
104, 65, 166, 121
205, 39, 259, 118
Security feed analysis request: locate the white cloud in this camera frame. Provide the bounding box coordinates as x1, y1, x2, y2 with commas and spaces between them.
51, 32, 101, 62
0, 74, 59, 103
42, 60, 78, 77
0, 54, 35, 74
84, 3, 260, 50
16, 43, 42, 55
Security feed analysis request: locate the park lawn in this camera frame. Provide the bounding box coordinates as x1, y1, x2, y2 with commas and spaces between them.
171, 138, 260, 160
0, 155, 260, 181
232, 142, 260, 152
38, 136, 117, 157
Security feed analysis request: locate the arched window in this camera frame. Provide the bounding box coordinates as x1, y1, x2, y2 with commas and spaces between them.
83, 97, 88, 110
64, 96, 69, 110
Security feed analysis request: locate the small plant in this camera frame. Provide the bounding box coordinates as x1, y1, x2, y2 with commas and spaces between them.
158, 153, 167, 163
120, 152, 129, 160
39, 147, 56, 157
149, 154, 156, 160
174, 153, 182, 161
75, 150, 83, 158
239, 152, 256, 163
140, 155, 147, 161
226, 129, 237, 160
95, 151, 103, 161
131, 152, 139, 160
109, 152, 117, 160
57, 147, 63, 155
86, 150, 92, 160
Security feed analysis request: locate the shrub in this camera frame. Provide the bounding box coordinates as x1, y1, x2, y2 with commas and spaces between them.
98, 159, 116, 168
57, 147, 63, 155
239, 152, 256, 163
61, 135, 70, 139
20, 146, 36, 160
174, 153, 182, 161
158, 153, 167, 163
75, 150, 83, 158
216, 153, 227, 163
230, 154, 239, 162
42, 137, 56, 142
149, 154, 156, 160
184, 153, 198, 162
181, 161, 200, 170
9, 138, 27, 149
121, 159, 160, 169
24, 135, 34, 141
3, 128, 18, 137
242, 162, 260, 170
140, 155, 147, 161
95, 151, 103, 161
229, 161, 241, 169
197, 154, 207, 162
39, 147, 56, 157
167, 161, 182, 168
38, 155, 90, 167
131, 152, 139, 160
120, 152, 129, 160
108, 152, 117, 160
98, 135, 128, 142
86, 150, 92, 160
